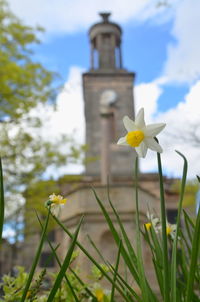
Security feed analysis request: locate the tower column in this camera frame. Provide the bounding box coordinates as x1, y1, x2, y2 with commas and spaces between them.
83, 12, 136, 178
90, 42, 94, 69
100, 114, 112, 184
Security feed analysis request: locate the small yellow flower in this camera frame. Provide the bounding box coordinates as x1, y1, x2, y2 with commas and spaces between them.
49, 193, 67, 205
46, 193, 67, 217
166, 222, 177, 239
166, 225, 172, 235
144, 222, 152, 231
94, 288, 104, 302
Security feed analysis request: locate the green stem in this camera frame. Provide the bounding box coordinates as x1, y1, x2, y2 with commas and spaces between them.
171, 151, 188, 302
134, 157, 149, 302
46, 217, 83, 302
185, 207, 200, 302
0, 158, 4, 244
52, 215, 133, 302
20, 207, 51, 302
157, 152, 170, 302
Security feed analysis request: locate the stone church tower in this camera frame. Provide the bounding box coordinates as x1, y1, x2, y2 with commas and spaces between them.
56, 13, 161, 282
83, 13, 136, 182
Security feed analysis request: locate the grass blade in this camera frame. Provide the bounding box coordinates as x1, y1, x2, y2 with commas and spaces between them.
36, 212, 81, 302
47, 216, 83, 301
92, 187, 140, 284
69, 268, 98, 301
171, 151, 188, 302
185, 207, 200, 302
52, 214, 133, 302
106, 182, 138, 270
20, 207, 51, 302
110, 240, 122, 302
0, 158, 4, 244
157, 152, 170, 302
134, 157, 149, 302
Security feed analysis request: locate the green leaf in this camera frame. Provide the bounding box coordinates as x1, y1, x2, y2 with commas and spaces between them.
52, 214, 133, 302
46, 216, 83, 301
171, 151, 188, 302
20, 207, 51, 302
185, 207, 200, 302
0, 157, 4, 244
157, 152, 170, 302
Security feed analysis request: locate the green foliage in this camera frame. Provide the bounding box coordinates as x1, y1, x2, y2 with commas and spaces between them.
0, 266, 28, 301
0, 264, 111, 302
1, 144, 199, 301
171, 180, 199, 207
0, 0, 55, 121
0, 0, 85, 230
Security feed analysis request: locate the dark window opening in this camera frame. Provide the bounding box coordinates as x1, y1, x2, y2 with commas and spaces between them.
167, 209, 178, 224
40, 252, 55, 268
47, 230, 55, 242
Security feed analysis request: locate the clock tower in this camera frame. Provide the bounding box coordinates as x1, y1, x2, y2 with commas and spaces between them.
83, 13, 136, 182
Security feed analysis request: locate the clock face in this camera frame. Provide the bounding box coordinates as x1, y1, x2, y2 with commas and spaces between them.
100, 89, 118, 106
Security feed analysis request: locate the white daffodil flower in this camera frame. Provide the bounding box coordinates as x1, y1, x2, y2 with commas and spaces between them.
117, 108, 166, 158
145, 212, 160, 232
166, 222, 177, 240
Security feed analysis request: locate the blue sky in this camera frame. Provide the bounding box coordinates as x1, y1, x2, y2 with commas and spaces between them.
7, 0, 200, 178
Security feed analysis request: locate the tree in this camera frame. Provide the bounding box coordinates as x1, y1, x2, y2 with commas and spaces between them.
0, 0, 84, 240
0, 0, 55, 121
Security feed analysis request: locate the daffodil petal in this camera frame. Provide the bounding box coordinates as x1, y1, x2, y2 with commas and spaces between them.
143, 123, 166, 137
123, 116, 137, 132
117, 136, 128, 145
145, 138, 163, 153
135, 141, 148, 158
135, 108, 145, 128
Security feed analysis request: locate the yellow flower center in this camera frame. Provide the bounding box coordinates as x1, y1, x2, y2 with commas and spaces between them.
145, 222, 152, 231
126, 130, 145, 147
166, 225, 172, 235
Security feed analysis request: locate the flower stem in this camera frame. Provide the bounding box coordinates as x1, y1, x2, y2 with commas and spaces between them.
134, 157, 149, 302
157, 152, 170, 302
20, 207, 51, 302
0, 158, 4, 245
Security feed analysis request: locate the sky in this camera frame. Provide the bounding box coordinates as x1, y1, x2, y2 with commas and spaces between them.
7, 0, 200, 179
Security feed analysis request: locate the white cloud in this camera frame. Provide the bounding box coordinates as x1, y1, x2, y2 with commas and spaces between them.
29, 66, 85, 142
7, 0, 172, 35
134, 81, 163, 123
44, 66, 85, 142
7, 0, 200, 84
31, 66, 86, 176
137, 80, 200, 178
163, 0, 200, 83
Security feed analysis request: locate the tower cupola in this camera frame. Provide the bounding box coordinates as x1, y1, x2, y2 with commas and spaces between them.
89, 12, 123, 70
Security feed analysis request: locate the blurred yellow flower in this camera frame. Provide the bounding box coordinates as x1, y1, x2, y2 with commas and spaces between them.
94, 288, 104, 302
144, 222, 152, 231
166, 222, 177, 239
49, 193, 67, 205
